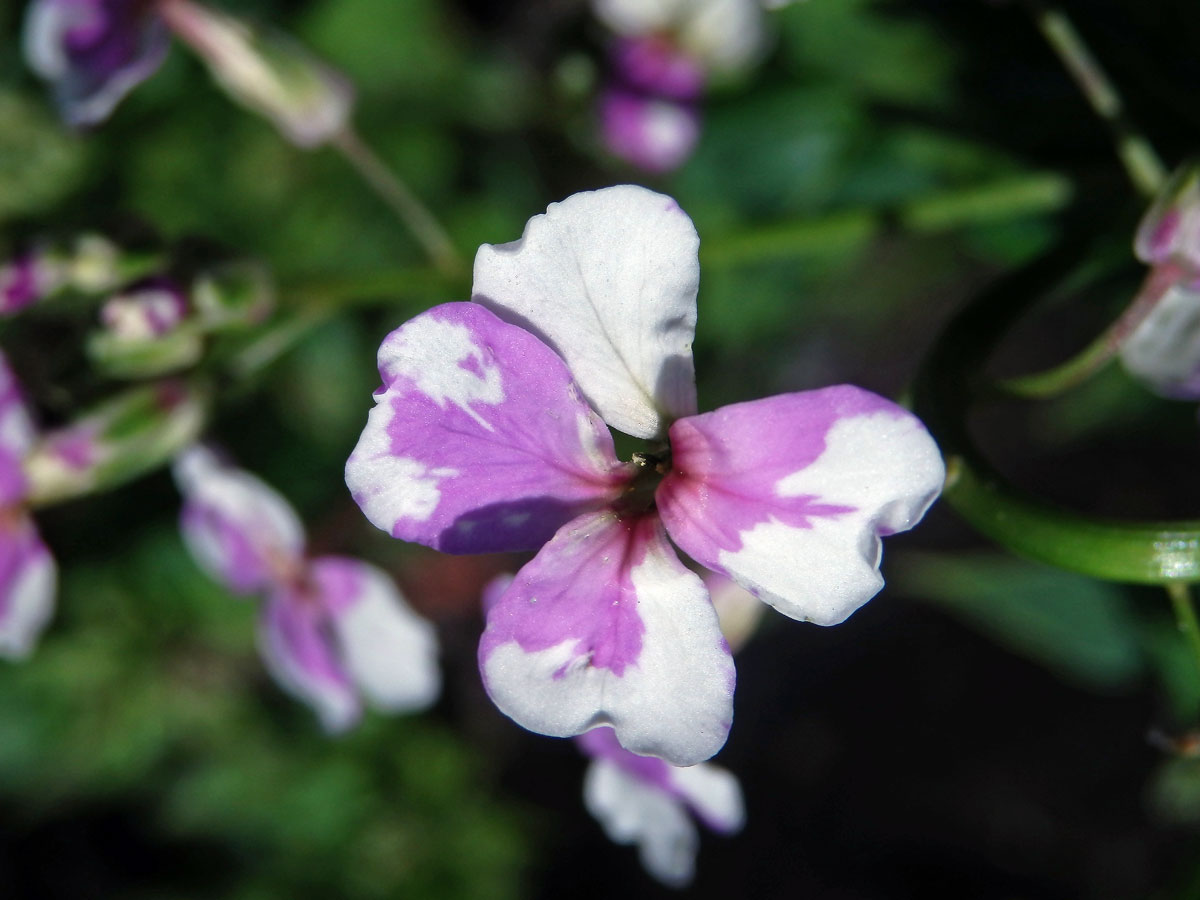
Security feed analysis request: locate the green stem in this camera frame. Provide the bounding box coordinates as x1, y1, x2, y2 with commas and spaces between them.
701, 172, 1073, 268
1167, 582, 1200, 679
911, 237, 1200, 585
1025, 1, 1166, 198
995, 262, 1178, 399
331, 128, 466, 279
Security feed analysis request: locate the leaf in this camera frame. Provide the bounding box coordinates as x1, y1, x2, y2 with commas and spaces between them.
0, 91, 89, 221
893, 551, 1143, 689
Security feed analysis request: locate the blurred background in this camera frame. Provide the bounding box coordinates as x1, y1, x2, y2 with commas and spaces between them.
2, 0, 1200, 896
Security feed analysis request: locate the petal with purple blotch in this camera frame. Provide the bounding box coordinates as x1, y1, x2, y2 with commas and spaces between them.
0, 510, 56, 660
174, 446, 306, 595
310, 556, 441, 714
258, 588, 360, 733
346, 303, 630, 554
472, 185, 700, 440
479, 510, 734, 766
658, 385, 945, 626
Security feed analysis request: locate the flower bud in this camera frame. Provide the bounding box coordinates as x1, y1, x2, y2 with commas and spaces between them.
158, 0, 354, 148
89, 278, 204, 377
25, 379, 207, 505
1135, 159, 1200, 269
191, 260, 274, 329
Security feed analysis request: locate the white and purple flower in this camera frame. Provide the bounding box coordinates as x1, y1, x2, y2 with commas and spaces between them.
1120, 162, 1200, 399
175, 445, 440, 732
0, 354, 57, 660
346, 185, 944, 765
593, 0, 797, 171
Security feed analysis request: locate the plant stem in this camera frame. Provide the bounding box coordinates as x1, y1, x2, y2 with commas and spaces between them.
331, 128, 465, 279
1167, 582, 1200, 679
996, 261, 1183, 398
1025, 1, 1166, 198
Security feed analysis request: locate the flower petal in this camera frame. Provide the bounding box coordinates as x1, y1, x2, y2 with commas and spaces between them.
23, 0, 170, 128
310, 556, 441, 714
472, 185, 699, 439
0, 512, 56, 660
583, 757, 698, 888
599, 88, 701, 174
174, 446, 306, 594
258, 590, 360, 733
479, 510, 734, 766
658, 386, 944, 626
578, 725, 745, 833
0, 352, 38, 464
1119, 273, 1200, 399
346, 303, 628, 554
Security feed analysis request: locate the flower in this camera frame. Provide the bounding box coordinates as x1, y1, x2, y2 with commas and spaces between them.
0, 353, 57, 659
23, 0, 171, 128
1120, 161, 1200, 399
174, 445, 440, 732
346, 185, 944, 765
23, 0, 353, 146
579, 725, 744, 887
592, 0, 798, 170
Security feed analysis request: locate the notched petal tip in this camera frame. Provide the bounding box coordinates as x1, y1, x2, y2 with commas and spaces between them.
472, 184, 700, 439
478, 511, 734, 766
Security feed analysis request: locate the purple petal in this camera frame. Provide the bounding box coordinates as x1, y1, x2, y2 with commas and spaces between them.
599, 87, 701, 174
0, 511, 56, 660
473, 185, 700, 440
346, 303, 629, 554
258, 589, 360, 732
310, 556, 441, 714
23, 0, 170, 128
0, 252, 63, 316
479, 510, 734, 766
174, 446, 306, 595
658, 386, 945, 626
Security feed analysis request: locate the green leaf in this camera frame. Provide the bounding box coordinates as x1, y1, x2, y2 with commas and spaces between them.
0, 91, 89, 220
894, 551, 1143, 689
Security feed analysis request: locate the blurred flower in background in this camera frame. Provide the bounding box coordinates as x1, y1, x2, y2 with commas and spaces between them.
175, 445, 440, 732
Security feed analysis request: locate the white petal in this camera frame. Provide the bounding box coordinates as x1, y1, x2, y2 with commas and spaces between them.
313, 557, 441, 714
584, 759, 698, 888
668, 761, 745, 834
473, 185, 699, 439
0, 517, 56, 660
1120, 277, 1200, 399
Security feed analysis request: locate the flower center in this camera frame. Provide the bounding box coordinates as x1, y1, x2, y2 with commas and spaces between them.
614, 446, 671, 517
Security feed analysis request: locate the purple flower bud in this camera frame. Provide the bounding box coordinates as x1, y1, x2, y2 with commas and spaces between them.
0, 250, 63, 316
100, 277, 188, 340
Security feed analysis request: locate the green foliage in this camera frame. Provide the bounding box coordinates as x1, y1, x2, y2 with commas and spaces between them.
894, 551, 1144, 689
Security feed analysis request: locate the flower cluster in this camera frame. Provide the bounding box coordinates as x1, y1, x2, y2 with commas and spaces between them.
23, 0, 352, 146
175, 445, 441, 732
593, 0, 798, 171
1120, 161, 1200, 398
346, 184, 944, 765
